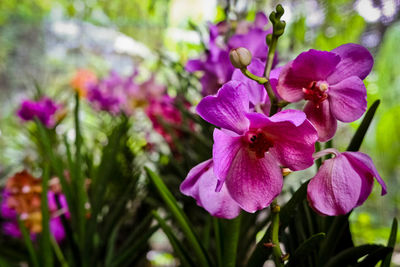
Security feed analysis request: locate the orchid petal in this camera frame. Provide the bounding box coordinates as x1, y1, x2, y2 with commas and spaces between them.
328, 76, 367, 122
225, 150, 282, 213
343, 152, 387, 196
197, 81, 250, 134
307, 154, 362, 216
304, 101, 337, 142
212, 129, 242, 190
328, 43, 374, 84
180, 159, 241, 219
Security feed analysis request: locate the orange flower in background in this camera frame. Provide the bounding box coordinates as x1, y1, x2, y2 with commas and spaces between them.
70, 69, 97, 98
4, 171, 42, 233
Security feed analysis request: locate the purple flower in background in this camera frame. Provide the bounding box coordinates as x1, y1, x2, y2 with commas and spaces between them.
186, 12, 273, 96
307, 149, 387, 216
17, 97, 60, 128
277, 43, 373, 141
228, 12, 272, 61
87, 71, 132, 115
180, 159, 241, 219
181, 81, 318, 215
231, 58, 282, 114
186, 47, 234, 96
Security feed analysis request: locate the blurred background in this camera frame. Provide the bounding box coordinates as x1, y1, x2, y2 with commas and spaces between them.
0, 0, 399, 265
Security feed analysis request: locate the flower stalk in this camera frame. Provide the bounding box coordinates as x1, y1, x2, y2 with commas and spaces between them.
271, 200, 285, 267
264, 4, 286, 116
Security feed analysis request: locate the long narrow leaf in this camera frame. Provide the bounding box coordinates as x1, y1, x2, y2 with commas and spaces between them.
18, 218, 39, 267
145, 167, 210, 267
381, 218, 398, 267
347, 100, 380, 151
40, 164, 53, 267
291, 233, 325, 263
153, 211, 194, 267
355, 247, 392, 267
324, 245, 384, 267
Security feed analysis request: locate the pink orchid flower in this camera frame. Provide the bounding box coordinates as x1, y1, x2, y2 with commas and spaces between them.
307, 148, 387, 216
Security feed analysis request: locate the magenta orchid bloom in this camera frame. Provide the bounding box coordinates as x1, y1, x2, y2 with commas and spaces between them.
277, 43, 374, 141
17, 97, 60, 128
307, 148, 387, 216
180, 81, 318, 215
180, 159, 241, 219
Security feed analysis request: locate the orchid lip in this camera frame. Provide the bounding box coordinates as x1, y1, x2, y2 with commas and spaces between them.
302, 80, 329, 108
244, 129, 274, 159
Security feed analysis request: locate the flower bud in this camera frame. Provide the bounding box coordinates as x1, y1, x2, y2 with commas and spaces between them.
229, 47, 252, 69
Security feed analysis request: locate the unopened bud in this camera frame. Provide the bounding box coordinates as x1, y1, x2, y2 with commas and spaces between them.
229, 47, 252, 68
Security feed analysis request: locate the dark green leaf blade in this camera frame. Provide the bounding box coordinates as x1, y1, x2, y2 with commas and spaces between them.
347, 100, 380, 151
381, 217, 398, 267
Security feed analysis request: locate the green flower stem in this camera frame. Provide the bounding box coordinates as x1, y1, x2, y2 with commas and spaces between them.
264, 35, 281, 117
264, 37, 277, 80
271, 200, 284, 267
240, 68, 268, 84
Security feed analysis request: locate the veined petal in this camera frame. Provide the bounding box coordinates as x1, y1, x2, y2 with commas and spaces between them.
328, 43, 374, 84
225, 151, 282, 213
328, 76, 367, 122
197, 81, 250, 134
304, 101, 337, 142
212, 129, 243, 190
269, 109, 307, 127
277, 50, 340, 102
307, 154, 362, 216
343, 152, 387, 196
180, 159, 241, 219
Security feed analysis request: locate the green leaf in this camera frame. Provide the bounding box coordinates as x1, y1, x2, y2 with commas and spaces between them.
111, 225, 159, 267
381, 218, 398, 267
292, 233, 325, 262
145, 167, 210, 267
73, 93, 86, 248
18, 218, 39, 267
318, 214, 351, 264
39, 164, 53, 267
355, 246, 392, 267
153, 211, 194, 267
347, 100, 380, 151
324, 244, 384, 267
